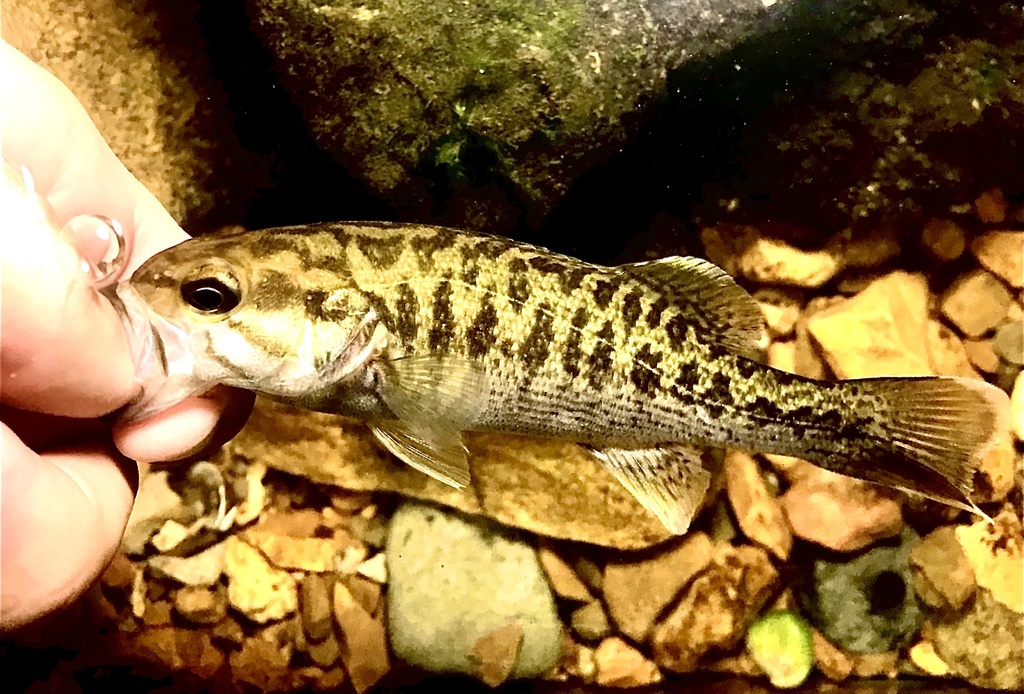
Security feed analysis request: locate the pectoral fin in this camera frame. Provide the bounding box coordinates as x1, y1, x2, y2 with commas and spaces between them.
589, 443, 713, 535
371, 354, 491, 489
370, 422, 471, 488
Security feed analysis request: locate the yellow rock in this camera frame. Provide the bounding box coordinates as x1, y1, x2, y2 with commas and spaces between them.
806, 272, 932, 378
955, 508, 1023, 614
909, 640, 950, 677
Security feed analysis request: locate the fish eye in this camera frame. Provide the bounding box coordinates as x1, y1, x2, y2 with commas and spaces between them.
181, 277, 241, 314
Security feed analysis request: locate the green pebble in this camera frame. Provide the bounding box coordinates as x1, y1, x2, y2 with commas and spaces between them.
745, 610, 815, 689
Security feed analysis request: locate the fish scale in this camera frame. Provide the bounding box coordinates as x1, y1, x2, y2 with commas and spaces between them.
125, 221, 1011, 534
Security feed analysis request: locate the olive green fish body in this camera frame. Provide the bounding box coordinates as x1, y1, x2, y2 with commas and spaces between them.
128, 222, 1010, 533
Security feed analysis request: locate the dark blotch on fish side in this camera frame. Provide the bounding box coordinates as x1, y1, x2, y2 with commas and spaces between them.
734, 357, 760, 380
356, 234, 405, 269
393, 284, 420, 345
527, 254, 590, 294
519, 304, 555, 371
428, 280, 456, 352
507, 258, 530, 312
254, 270, 299, 311
587, 321, 616, 388
562, 307, 589, 378
466, 298, 499, 359
473, 235, 515, 260
622, 288, 643, 328
629, 344, 663, 395
664, 313, 691, 351
364, 292, 396, 333
645, 295, 669, 329
305, 290, 345, 322
592, 278, 616, 309
411, 228, 458, 270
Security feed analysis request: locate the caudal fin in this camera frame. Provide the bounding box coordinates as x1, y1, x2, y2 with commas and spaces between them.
856, 376, 1010, 515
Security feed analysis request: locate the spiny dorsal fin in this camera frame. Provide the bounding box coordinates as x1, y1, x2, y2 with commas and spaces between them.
372, 354, 491, 488
621, 256, 764, 358
588, 443, 714, 535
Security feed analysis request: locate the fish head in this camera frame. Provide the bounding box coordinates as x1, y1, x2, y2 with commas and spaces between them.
123, 229, 382, 417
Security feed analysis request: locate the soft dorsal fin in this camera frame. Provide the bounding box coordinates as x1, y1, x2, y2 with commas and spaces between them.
621, 256, 764, 358
372, 354, 492, 489
587, 443, 714, 535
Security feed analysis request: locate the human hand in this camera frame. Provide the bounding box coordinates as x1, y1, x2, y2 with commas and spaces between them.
0, 42, 254, 629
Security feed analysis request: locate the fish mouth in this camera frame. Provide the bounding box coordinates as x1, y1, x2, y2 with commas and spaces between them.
107, 281, 214, 421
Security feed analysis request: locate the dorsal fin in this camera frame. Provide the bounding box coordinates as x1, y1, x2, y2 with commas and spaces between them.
621, 256, 764, 358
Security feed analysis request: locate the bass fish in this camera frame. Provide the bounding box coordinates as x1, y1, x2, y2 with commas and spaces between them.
122, 222, 1009, 533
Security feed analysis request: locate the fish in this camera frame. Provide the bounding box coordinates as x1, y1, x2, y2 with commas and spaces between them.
121, 221, 1011, 534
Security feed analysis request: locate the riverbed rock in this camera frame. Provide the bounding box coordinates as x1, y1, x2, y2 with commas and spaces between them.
806, 272, 932, 377
780, 466, 903, 553
971, 230, 1023, 288
908, 526, 977, 613
954, 507, 1023, 615
650, 544, 778, 673
593, 637, 662, 688
940, 269, 1013, 338
932, 589, 1023, 691
921, 218, 966, 261
1011, 371, 1023, 442
223, 536, 298, 623
804, 530, 922, 654
385, 502, 562, 683
228, 399, 672, 549
602, 531, 715, 643
724, 451, 792, 560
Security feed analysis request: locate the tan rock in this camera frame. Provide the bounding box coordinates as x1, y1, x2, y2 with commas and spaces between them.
570, 601, 611, 642
932, 588, 1023, 690
229, 635, 294, 693
909, 526, 977, 612
754, 288, 803, 338
650, 545, 779, 673
724, 451, 792, 560
243, 529, 352, 573
807, 272, 932, 378
975, 188, 1007, 223
971, 230, 1024, 288
926, 320, 982, 378
300, 574, 335, 643
955, 507, 1023, 614
133, 627, 187, 671
780, 466, 903, 552
256, 509, 324, 538
594, 637, 662, 687
356, 553, 388, 584
223, 536, 298, 623
1012, 371, 1023, 442
767, 341, 797, 373
812, 629, 853, 682
307, 632, 342, 668
148, 540, 227, 587
992, 320, 1024, 366
229, 399, 673, 550
538, 547, 592, 602
793, 321, 829, 379
827, 228, 901, 269
940, 269, 1013, 338
471, 621, 524, 687
174, 586, 227, 625
738, 237, 841, 288
921, 218, 967, 261
975, 431, 1016, 503
851, 651, 899, 678
603, 531, 715, 642
964, 339, 1001, 373
234, 461, 268, 526
700, 225, 759, 277
334, 581, 390, 693
142, 600, 173, 627
343, 576, 383, 617
908, 640, 950, 677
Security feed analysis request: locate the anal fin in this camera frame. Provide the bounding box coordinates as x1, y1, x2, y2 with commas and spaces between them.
588, 443, 713, 535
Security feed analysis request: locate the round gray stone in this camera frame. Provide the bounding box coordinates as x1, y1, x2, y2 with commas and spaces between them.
386, 503, 561, 681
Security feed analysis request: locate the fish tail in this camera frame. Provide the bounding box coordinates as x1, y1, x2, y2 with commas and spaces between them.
852, 376, 1010, 517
